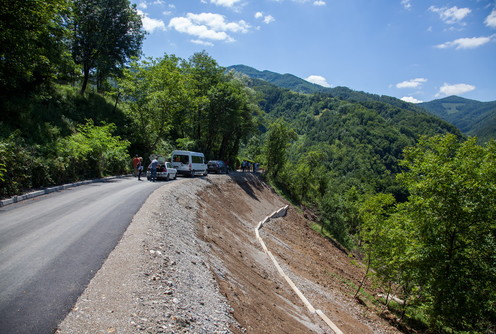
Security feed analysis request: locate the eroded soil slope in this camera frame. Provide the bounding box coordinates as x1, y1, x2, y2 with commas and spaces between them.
198, 173, 401, 333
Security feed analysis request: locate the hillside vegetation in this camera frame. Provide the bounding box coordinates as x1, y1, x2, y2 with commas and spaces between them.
230, 65, 496, 141
1, 2, 495, 333
420, 95, 496, 143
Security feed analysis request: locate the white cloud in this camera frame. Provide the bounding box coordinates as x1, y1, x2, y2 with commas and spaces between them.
435, 35, 494, 49
305, 75, 331, 87
138, 2, 147, 9
191, 39, 214, 47
264, 15, 275, 24
313, 1, 326, 6
429, 6, 471, 25
138, 10, 166, 33
437, 83, 475, 97
401, 0, 412, 10
485, 9, 496, 28
401, 96, 423, 103
255, 12, 275, 24
210, 0, 242, 7
169, 13, 250, 43
396, 78, 427, 89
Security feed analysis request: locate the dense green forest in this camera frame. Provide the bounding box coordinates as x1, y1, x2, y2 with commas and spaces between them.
1, 1, 495, 333
230, 65, 496, 141
420, 95, 496, 143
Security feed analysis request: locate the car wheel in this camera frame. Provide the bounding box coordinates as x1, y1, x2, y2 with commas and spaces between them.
173, 173, 177, 180
166, 173, 170, 181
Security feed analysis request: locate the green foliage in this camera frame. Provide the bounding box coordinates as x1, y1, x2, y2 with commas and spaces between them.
70, 0, 145, 93
395, 134, 496, 331
263, 119, 297, 179
56, 120, 130, 179
0, 0, 72, 94
118, 52, 257, 164
420, 95, 496, 142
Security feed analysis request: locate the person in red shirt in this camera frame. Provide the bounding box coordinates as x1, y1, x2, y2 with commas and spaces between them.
132, 154, 140, 176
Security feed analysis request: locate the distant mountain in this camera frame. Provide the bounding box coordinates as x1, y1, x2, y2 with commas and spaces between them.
228, 64, 430, 116
227, 65, 328, 94
420, 96, 496, 142
229, 65, 496, 141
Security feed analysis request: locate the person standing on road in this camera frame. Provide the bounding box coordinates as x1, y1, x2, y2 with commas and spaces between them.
149, 157, 159, 182
132, 155, 140, 176
137, 157, 143, 180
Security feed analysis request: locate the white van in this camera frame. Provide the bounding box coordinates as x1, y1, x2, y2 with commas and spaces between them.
171, 150, 207, 177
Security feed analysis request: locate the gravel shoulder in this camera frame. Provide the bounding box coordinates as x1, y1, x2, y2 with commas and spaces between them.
57, 173, 401, 333
57, 177, 236, 333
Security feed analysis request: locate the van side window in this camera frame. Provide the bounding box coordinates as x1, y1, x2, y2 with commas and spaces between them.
174, 155, 189, 164
192, 156, 204, 164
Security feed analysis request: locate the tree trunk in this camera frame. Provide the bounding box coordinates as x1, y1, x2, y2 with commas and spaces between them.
80, 65, 90, 94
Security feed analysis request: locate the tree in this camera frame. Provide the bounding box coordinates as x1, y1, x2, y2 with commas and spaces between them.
263, 119, 297, 179
396, 134, 496, 331
0, 0, 72, 93
71, 0, 144, 94
119, 56, 190, 154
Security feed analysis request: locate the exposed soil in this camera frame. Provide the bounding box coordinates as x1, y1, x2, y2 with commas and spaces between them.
198, 173, 401, 334
58, 172, 402, 333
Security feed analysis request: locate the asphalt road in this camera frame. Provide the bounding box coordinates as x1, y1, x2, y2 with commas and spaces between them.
0, 177, 164, 334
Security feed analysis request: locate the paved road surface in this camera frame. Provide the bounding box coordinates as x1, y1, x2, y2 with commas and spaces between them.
0, 177, 164, 333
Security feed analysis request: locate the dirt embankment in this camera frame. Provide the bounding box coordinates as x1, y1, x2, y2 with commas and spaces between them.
198, 173, 400, 334
58, 173, 401, 333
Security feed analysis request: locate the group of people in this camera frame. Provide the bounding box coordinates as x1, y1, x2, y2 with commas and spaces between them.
133, 155, 159, 181
241, 160, 259, 173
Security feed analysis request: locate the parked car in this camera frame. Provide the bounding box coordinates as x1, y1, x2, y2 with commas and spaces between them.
207, 160, 228, 174
171, 150, 207, 177
147, 159, 177, 181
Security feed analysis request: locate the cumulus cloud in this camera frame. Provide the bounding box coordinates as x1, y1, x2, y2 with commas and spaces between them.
396, 78, 427, 89
435, 35, 495, 49
210, 0, 242, 7
305, 75, 331, 87
169, 13, 250, 43
401, 96, 423, 103
437, 83, 475, 97
429, 6, 471, 25
313, 1, 326, 6
138, 10, 166, 33
485, 9, 496, 28
255, 12, 275, 24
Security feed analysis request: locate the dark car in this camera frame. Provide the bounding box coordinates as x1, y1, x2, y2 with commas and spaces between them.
207, 160, 228, 174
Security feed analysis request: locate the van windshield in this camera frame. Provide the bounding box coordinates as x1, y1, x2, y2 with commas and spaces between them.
173, 154, 189, 164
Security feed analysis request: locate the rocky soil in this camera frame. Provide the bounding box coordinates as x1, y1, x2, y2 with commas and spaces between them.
57, 172, 402, 333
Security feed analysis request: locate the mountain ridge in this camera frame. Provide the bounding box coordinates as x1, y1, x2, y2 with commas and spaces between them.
228, 64, 496, 141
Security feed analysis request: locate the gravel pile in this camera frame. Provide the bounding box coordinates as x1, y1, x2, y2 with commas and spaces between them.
57, 177, 238, 334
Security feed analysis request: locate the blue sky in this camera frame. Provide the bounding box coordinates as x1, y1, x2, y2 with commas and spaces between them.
132, 0, 496, 103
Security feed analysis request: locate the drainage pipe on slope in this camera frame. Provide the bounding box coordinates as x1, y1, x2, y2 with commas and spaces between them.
255, 205, 344, 334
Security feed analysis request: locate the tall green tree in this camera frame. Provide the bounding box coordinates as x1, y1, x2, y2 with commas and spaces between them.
0, 0, 71, 93
263, 119, 297, 179
71, 0, 144, 94
119, 56, 190, 154
396, 134, 496, 331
